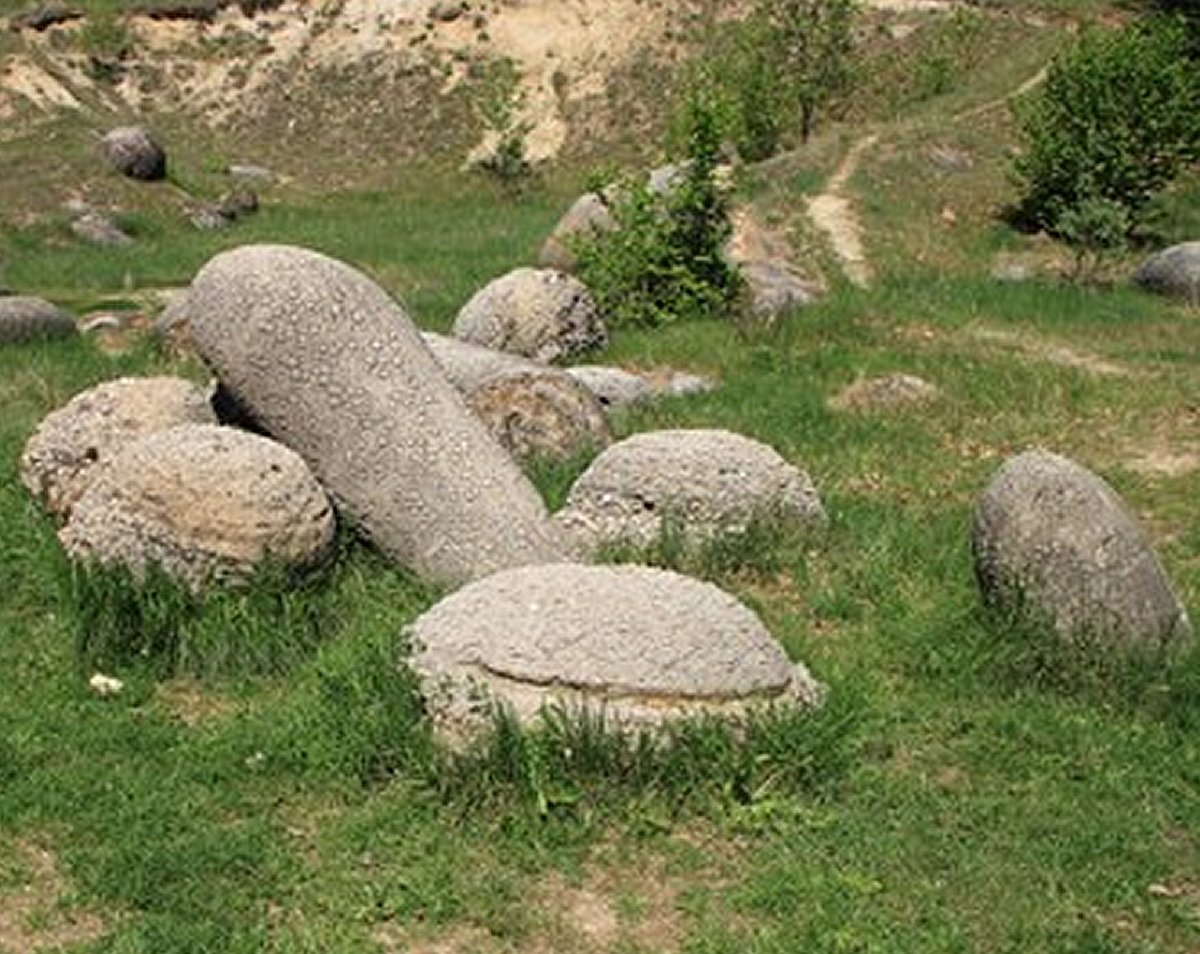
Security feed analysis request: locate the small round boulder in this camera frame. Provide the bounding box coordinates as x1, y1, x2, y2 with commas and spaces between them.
1134, 242, 1200, 307
21, 376, 217, 518
98, 126, 167, 181
538, 192, 618, 273
830, 373, 939, 413
60, 424, 335, 590
554, 428, 826, 553
408, 563, 824, 742
0, 296, 75, 344
453, 267, 606, 364
972, 450, 1192, 651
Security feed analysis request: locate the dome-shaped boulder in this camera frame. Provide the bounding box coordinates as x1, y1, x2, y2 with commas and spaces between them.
0, 296, 76, 344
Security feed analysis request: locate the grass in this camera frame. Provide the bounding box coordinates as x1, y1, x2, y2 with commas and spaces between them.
3, 2, 1200, 951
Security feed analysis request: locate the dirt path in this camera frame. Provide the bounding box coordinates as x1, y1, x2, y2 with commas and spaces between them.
806, 134, 879, 288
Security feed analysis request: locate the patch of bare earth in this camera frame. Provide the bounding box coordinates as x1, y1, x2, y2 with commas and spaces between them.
965, 324, 1131, 377
0, 840, 105, 953
154, 679, 238, 726
807, 134, 879, 288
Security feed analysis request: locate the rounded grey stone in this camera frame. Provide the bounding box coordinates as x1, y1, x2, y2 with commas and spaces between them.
187, 244, 564, 587
60, 424, 335, 591
98, 126, 167, 181
973, 450, 1192, 651
1134, 242, 1200, 307
420, 330, 543, 391
70, 211, 133, 247
739, 259, 814, 320
0, 296, 76, 344
564, 365, 654, 410
537, 192, 618, 273
453, 267, 606, 363
408, 562, 824, 742
21, 376, 217, 518
555, 428, 827, 553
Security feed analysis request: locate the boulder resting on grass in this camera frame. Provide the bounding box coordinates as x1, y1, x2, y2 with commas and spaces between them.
0, 296, 76, 343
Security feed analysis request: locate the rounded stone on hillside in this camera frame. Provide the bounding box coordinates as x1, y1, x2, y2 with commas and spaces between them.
972, 450, 1192, 651
21, 376, 217, 518
538, 192, 617, 273
830, 373, 939, 413
408, 563, 824, 742
0, 296, 76, 344
554, 429, 826, 554
1134, 242, 1200, 306
186, 244, 564, 587
60, 424, 335, 591
98, 126, 167, 181
453, 267, 606, 364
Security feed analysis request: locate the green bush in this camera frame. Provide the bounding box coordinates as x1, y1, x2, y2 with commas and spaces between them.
572, 90, 741, 329
1013, 17, 1200, 236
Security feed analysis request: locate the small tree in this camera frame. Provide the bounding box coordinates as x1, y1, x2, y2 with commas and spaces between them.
760, 0, 858, 143
1013, 17, 1200, 236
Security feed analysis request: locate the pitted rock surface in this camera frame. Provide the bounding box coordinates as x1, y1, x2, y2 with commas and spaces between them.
408, 563, 824, 741
555, 429, 826, 553
830, 373, 939, 413
466, 369, 611, 462
186, 244, 563, 586
60, 424, 335, 590
973, 450, 1192, 650
0, 296, 76, 343
564, 365, 654, 410
98, 126, 167, 181
421, 330, 543, 391
453, 267, 606, 363
1134, 242, 1200, 307
21, 376, 216, 519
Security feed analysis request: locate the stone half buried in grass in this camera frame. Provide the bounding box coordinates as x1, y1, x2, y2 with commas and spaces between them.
407, 563, 824, 744
972, 449, 1193, 653
0, 296, 76, 344
60, 423, 335, 592
553, 429, 826, 556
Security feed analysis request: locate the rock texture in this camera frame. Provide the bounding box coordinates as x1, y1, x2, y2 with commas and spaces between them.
70, 210, 133, 247
1134, 242, 1200, 306
453, 267, 606, 363
187, 244, 563, 586
830, 373, 939, 413
538, 192, 618, 273
564, 365, 654, 410
420, 330, 543, 391
98, 126, 167, 181
0, 296, 76, 343
21, 376, 217, 518
972, 450, 1192, 651
738, 259, 814, 320
60, 424, 335, 590
555, 429, 826, 553
408, 562, 824, 742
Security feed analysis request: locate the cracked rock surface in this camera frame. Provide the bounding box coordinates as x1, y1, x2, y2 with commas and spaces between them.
187, 244, 564, 587
408, 562, 824, 742
973, 450, 1192, 651
453, 267, 606, 363
60, 424, 335, 591
21, 376, 216, 519
555, 429, 826, 554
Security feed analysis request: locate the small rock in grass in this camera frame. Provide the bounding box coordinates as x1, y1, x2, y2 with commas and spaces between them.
408, 562, 824, 744
972, 449, 1192, 651
0, 295, 76, 344
830, 373, 939, 413
98, 126, 167, 181
88, 673, 124, 696
60, 423, 335, 591
564, 365, 654, 410
70, 210, 133, 247
1134, 242, 1200, 306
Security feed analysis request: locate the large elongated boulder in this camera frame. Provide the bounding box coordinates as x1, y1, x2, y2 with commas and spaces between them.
60, 424, 335, 591
972, 450, 1192, 651
453, 267, 606, 363
187, 244, 564, 586
408, 563, 824, 743
555, 429, 826, 554
21, 376, 216, 518
1134, 242, 1200, 306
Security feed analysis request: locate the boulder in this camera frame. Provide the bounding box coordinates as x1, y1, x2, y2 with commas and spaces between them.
187, 244, 564, 586
21, 376, 216, 519
1134, 242, 1200, 306
830, 373, 939, 413
408, 562, 824, 742
98, 126, 166, 182
0, 296, 76, 343
60, 424, 335, 591
738, 259, 815, 321
70, 210, 133, 247
420, 330, 543, 391
972, 450, 1192, 651
453, 267, 606, 363
555, 428, 826, 553
538, 192, 618, 273
227, 164, 275, 185
564, 365, 654, 410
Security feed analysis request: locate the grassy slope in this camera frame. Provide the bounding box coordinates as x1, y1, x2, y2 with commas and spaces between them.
3, 4, 1200, 954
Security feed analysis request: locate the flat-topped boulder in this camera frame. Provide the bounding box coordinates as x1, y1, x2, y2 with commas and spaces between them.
187, 244, 564, 587
408, 563, 824, 742
60, 424, 335, 591
973, 450, 1192, 651
21, 376, 216, 519
453, 267, 606, 363
0, 296, 76, 344
555, 428, 826, 554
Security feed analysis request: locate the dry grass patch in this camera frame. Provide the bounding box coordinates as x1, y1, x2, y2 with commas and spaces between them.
0, 839, 105, 953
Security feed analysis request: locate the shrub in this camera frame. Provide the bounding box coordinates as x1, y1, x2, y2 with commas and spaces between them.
1013, 17, 1200, 236
470, 58, 533, 193
572, 89, 742, 329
